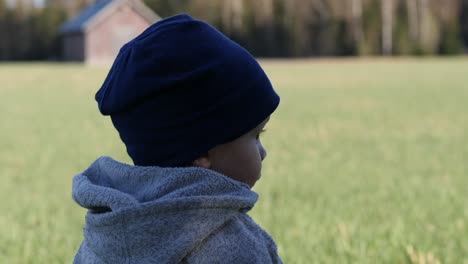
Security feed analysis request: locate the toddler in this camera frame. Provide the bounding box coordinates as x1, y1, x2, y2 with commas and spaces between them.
72, 14, 282, 263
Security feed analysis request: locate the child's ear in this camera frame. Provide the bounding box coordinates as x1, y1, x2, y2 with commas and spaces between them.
192, 155, 211, 169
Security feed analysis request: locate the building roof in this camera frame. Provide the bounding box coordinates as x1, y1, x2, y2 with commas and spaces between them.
60, 0, 160, 34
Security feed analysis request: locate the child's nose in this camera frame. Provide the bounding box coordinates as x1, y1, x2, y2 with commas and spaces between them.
260, 144, 267, 161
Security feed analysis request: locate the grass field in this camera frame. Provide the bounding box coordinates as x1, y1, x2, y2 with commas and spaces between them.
1, 58, 467, 263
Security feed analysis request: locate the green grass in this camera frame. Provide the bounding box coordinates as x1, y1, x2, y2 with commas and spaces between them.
1, 58, 467, 263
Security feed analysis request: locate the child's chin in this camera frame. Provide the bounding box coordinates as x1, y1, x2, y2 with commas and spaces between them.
251, 176, 261, 188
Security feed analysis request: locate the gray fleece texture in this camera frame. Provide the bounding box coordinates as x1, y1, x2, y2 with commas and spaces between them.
72, 156, 282, 264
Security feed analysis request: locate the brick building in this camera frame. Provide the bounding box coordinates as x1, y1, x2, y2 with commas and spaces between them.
60, 0, 160, 63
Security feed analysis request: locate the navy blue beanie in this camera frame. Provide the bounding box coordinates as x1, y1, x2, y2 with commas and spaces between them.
95, 14, 280, 167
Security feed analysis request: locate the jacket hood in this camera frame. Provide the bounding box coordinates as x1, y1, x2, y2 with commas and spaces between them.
72, 156, 259, 263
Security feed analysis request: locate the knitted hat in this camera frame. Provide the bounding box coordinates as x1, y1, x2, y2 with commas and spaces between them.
95, 14, 280, 167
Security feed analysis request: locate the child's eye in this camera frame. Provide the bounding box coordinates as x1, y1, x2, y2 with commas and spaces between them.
256, 129, 267, 140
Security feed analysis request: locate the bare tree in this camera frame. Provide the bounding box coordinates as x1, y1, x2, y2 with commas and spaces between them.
254, 0, 274, 26
222, 0, 243, 33
406, 0, 419, 42
351, 0, 364, 49
314, 0, 330, 21
418, 0, 429, 47
381, 0, 393, 55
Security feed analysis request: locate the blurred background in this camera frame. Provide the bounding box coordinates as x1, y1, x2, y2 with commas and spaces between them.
1, 0, 468, 60
1, 1, 468, 264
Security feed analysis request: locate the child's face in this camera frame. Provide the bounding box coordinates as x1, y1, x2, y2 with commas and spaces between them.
194, 117, 270, 188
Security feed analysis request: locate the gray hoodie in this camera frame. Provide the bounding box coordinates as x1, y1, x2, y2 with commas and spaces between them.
72, 156, 282, 263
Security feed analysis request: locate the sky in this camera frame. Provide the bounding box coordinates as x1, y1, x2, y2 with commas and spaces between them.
6, 0, 46, 8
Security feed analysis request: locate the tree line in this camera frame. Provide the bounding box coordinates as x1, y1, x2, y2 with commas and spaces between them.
1, 0, 468, 60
